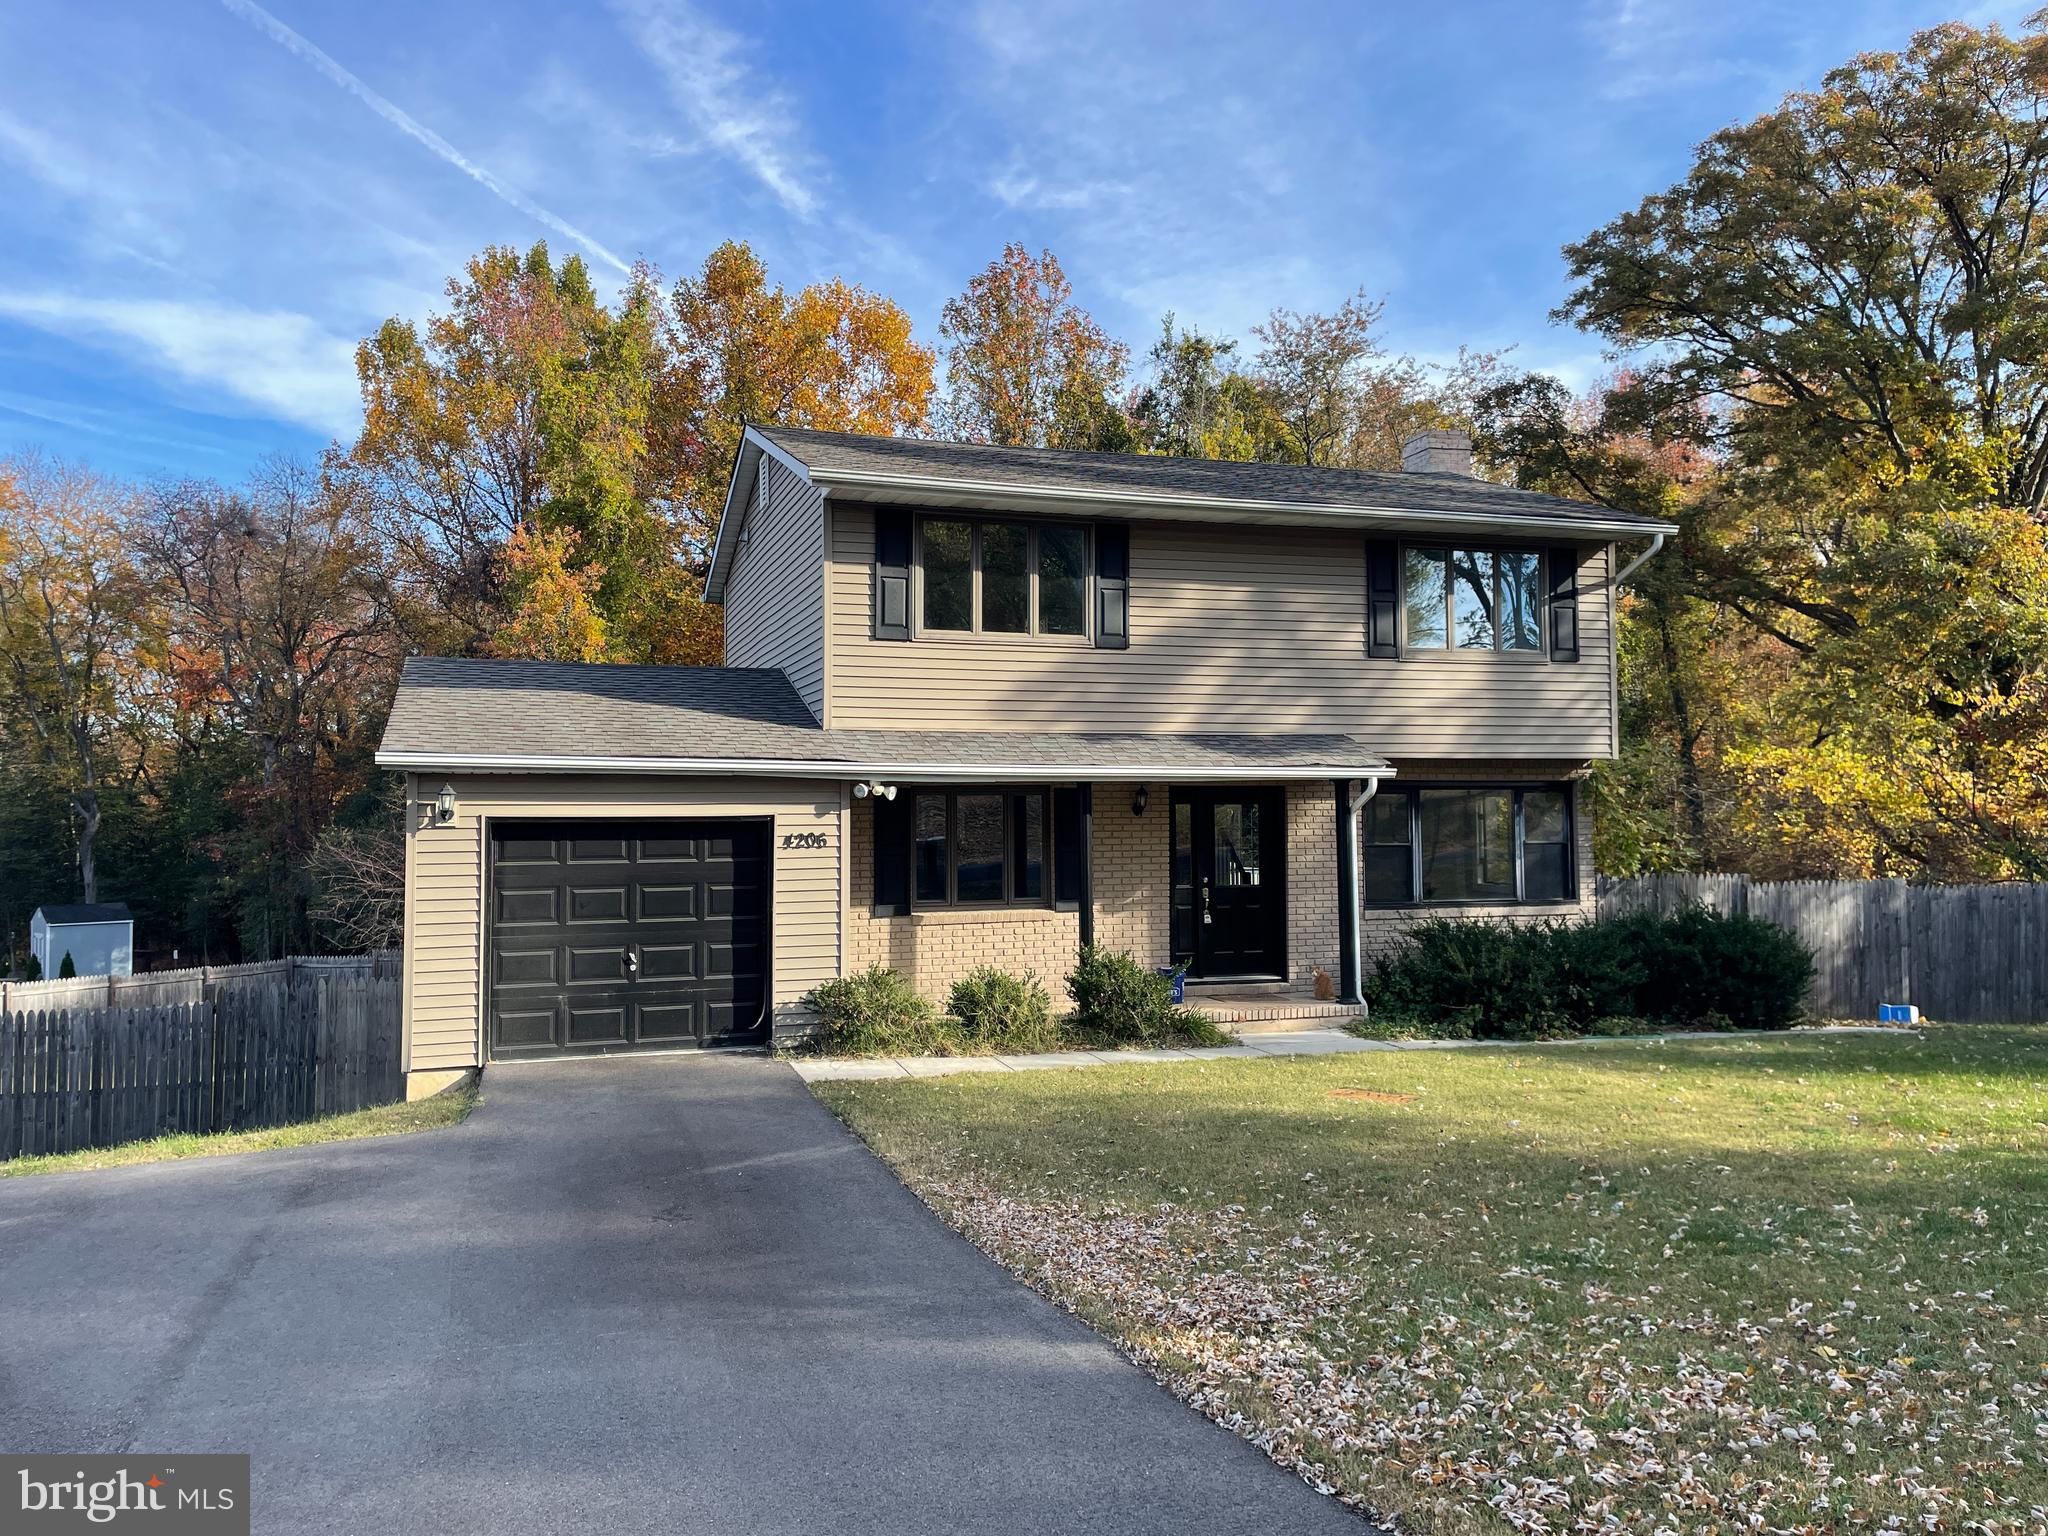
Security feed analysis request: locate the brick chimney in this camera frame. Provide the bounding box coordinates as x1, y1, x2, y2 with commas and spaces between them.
1401, 428, 1474, 477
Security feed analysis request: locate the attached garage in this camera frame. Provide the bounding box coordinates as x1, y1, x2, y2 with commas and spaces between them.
488, 820, 771, 1058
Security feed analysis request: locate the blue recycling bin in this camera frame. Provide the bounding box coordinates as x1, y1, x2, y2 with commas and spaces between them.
1156, 966, 1186, 1003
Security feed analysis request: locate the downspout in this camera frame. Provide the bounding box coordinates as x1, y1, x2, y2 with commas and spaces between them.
1336, 775, 1381, 1010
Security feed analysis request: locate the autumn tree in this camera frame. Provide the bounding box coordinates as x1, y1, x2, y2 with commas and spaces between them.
141, 461, 401, 952
938, 245, 1131, 450
1133, 316, 1283, 460
337, 242, 666, 658
0, 457, 152, 903
658, 240, 934, 544
1249, 289, 1387, 466
1515, 15, 2048, 878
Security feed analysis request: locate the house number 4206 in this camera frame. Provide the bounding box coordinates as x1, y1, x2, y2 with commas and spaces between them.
781, 831, 828, 849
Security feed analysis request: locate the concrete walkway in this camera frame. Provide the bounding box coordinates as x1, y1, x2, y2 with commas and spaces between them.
788, 1023, 1915, 1081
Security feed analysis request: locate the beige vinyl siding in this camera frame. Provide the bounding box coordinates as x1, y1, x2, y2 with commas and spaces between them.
402, 775, 841, 1071
722, 455, 827, 722
825, 505, 1617, 759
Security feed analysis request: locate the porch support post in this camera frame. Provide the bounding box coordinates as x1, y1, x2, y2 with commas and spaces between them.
1077, 782, 1095, 949
1335, 778, 1363, 1005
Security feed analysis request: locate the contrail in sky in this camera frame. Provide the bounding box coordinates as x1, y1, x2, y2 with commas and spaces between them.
221, 0, 632, 275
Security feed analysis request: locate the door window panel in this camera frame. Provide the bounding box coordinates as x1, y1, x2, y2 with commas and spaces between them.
1012, 793, 1045, 900
1212, 803, 1262, 887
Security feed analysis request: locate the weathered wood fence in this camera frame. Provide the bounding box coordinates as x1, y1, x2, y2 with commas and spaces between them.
0, 949, 400, 1014
0, 968, 402, 1161
1596, 876, 2048, 1022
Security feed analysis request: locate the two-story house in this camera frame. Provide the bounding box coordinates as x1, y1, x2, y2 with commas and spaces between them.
376, 425, 1673, 1094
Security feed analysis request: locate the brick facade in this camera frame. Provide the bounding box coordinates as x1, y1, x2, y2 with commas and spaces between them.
840, 761, 1596, 1010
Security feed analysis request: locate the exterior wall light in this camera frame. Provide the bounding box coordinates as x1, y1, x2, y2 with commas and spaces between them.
852, 782, 897, 801
1131, 785, 1149, 816
435, 783, 458, 824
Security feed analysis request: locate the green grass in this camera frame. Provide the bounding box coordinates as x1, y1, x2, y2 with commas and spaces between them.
1, 1079, 478, 1178
816, 1026, 2048, 1534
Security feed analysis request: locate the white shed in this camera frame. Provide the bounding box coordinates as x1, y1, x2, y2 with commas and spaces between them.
29, 903, 134, 979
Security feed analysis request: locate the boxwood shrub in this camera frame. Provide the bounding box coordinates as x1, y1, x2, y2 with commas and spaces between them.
1364, 905, 1811, 1039
948, 967, 1062, 1054
805, 965, 955, 1056
1066, 946, 1227, 1047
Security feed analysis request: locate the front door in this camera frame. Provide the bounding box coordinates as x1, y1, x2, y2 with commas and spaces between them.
1170, 788, 1286, 980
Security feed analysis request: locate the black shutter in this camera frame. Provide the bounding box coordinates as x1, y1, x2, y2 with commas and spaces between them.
872, 792, 911, 914
874, 508, 912, 641
1365, 537, 1400, 658
1548, 545, 1579, 663
1052, 788, 1084, 910
1094, 523, 1130, 649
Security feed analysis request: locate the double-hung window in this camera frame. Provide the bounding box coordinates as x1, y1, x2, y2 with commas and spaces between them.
919, 518, 1090, 638
1402, 546, 1544, 652
1361, 784, 1576, 905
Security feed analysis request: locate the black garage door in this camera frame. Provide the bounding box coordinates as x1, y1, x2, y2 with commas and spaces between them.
488, 820, 770, 1058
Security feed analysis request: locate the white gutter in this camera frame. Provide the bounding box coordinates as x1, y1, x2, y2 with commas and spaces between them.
1344, 775, 1382, 1011
374, 750, 1394, 783
809, 464, 1680, 540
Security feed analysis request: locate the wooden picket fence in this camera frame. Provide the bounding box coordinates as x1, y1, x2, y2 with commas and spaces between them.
0, 973, 402, 1161
0, 950, 400, 1014
1596, 875, 2048, 1022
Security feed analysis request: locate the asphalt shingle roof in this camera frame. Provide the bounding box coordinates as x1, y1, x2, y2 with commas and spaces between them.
756, 426, 1672, 531
376, 657, 1389, 775
34, 903, 131, 924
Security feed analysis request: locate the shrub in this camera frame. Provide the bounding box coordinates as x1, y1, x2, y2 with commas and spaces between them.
1363, 907, 1812, 1040
1066, 946, 1226, 1047
948, 967, 1062, 1053
1613, 905, 1814, 1032
805, 965, 955, 1056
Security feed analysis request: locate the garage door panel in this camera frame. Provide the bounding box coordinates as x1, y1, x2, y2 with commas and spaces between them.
639, 943, 699, 980
496, 887, 559, 925
568, 886, 629, 923
495, 946, 558, 985
495, 837, 560, 863
488, 818, 771, 1058
496, 1008, 557, 1049
565, 1005, 627, 1044
566, 946, 627, 984
636, 1002, 699, 1041
638, 884, 698, 921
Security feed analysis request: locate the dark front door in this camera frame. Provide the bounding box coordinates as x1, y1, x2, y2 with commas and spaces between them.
1170, 789, 1285, 980
488, 820, 770, 1058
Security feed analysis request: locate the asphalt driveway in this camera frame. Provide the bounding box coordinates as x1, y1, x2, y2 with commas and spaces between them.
0, 1054, 1365, 1534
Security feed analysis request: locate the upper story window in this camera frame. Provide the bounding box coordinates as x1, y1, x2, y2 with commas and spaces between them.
919, 518, 1090, 639
1403, 546, 1544, 652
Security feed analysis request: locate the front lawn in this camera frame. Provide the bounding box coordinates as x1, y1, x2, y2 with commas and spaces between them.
816, 1026, 2048, 1534
0, 1079, 478, 1178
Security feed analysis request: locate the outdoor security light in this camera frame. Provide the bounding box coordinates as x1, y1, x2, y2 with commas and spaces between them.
435, 783, 457, 824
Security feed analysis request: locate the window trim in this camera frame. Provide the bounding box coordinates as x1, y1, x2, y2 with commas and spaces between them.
1398, 542, 1551, 662
901, 787, 1054, 912
1361, 781, 1578, 908
912, 514, 1094, 643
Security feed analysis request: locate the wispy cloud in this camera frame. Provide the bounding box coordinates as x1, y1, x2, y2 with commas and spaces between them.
986, 169, 1133, 213
606, 0, 819, 218
219, 0, 632, 274
0, 292, 362, 435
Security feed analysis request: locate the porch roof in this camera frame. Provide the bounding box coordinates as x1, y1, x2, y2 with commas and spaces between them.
375, 657, 1392, 783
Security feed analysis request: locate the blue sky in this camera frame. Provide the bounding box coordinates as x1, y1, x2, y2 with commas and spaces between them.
0, 0, 2031, 481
